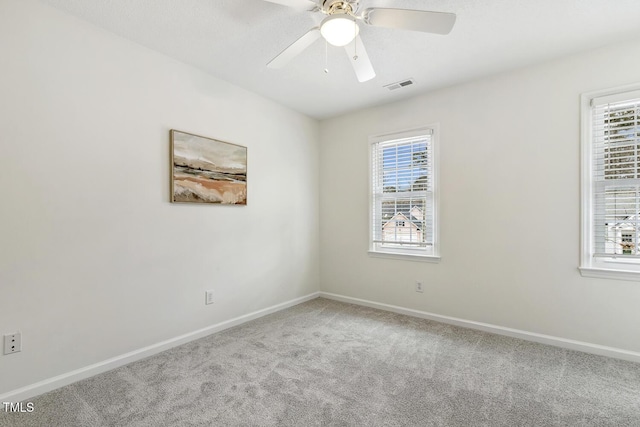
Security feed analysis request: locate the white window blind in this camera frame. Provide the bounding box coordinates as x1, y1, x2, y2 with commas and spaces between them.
591, 93, 640, 259
371, 130, 436, 256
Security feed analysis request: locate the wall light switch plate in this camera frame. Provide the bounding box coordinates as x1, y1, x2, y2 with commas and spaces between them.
205, 290, 214, 305
415, 281, 424, 293
4, 332, 22, 355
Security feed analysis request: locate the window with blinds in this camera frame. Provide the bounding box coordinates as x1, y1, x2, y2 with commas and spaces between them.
370, 127, 438, 257
592, 92, 640, 258
581, 86, 640, 278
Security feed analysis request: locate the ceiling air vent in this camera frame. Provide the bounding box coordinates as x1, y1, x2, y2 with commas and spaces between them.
384, 79, 415, 91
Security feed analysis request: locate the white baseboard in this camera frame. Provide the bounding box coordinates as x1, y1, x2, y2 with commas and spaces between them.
319, 292, 640, 364
0, 292, 320, 403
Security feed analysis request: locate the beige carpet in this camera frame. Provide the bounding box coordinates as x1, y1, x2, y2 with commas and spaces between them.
2, 297, 640, 426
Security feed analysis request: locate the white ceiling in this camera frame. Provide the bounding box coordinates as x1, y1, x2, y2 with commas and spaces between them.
40, 0, 640, 119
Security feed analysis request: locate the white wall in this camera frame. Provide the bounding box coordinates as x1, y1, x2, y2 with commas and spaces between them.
319, 39, 640, 353
0, 0, 319, 394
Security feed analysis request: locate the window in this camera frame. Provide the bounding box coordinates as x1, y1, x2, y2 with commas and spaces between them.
370, 126, 439, 260
581, 85, 640, 279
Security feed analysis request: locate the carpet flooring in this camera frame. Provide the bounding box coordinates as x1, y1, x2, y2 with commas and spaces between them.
2, 297, 640, 426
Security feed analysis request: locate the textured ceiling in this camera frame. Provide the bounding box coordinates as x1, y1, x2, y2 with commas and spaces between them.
39, 0, 640, 119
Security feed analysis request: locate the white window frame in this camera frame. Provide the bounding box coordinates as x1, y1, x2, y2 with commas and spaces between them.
580, 83, 640, 281
368, 125, 440, 262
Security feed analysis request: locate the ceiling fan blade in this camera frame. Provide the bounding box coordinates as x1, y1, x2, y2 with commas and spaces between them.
345, 36, 375, 83
261, 0, 317, 12
363, 8, 456, 35
267, 28, 320, 69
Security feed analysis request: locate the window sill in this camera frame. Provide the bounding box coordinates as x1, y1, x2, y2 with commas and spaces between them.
579, 266, 640, 282
368, 250, 441, 263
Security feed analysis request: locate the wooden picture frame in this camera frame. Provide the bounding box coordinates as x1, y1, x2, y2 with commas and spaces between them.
170, 130, 247, 205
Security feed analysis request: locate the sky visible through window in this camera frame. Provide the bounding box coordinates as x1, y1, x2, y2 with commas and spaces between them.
382, 140, 428, 192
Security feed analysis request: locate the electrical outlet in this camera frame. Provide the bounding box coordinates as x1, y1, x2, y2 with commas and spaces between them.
4, 332, 22, 355
415, 281, 424, 293
205, 290, 214, 305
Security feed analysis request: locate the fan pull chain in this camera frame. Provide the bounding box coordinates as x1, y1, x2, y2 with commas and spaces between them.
353, 18, 358, 60
324, 40, 329, 73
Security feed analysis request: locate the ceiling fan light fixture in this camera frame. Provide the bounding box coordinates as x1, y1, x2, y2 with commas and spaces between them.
320, 14, 359, 47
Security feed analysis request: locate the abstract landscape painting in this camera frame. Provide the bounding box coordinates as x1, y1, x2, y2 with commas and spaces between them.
171, 130, 247, 205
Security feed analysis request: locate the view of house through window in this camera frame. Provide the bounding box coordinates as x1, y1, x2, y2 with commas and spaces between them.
371, 128, 437, 257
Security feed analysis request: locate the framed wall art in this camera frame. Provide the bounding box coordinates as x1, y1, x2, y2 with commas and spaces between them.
170, 130, 247, 205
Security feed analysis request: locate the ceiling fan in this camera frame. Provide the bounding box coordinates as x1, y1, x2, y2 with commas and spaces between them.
263, 0, 456, 82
